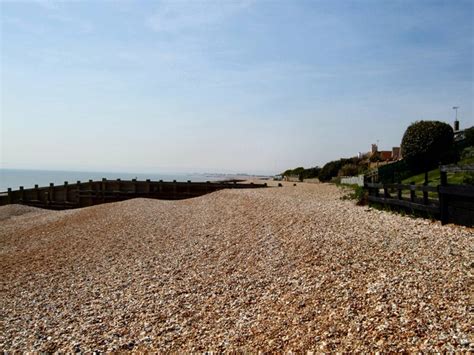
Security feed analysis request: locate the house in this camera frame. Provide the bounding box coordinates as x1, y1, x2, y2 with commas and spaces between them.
369, 144, 402, 162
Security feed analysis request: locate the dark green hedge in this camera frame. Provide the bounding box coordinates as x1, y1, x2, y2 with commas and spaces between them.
401, 120, 454, 173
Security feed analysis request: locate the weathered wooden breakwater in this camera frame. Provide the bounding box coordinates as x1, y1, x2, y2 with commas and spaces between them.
0, 179, 268, 210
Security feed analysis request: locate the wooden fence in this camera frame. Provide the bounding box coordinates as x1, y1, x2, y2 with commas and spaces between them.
0, 179, 267, 210
365, 164, 474, 227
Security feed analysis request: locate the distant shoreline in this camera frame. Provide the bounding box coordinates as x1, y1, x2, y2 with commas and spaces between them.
0, 168, 271, 192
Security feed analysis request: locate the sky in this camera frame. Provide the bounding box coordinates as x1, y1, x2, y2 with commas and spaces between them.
1, 0, 473, 175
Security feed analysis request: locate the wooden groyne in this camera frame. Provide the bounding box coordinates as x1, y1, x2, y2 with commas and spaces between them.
0, 179, 267, 210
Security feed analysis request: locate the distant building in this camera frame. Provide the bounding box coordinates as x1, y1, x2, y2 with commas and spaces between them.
368, 143, 401, 162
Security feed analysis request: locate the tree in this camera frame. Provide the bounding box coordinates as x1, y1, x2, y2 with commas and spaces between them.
401, 120, 454, 181
339, 164, 359, 177
465, 126, 474, 146
319, 158, 352, 182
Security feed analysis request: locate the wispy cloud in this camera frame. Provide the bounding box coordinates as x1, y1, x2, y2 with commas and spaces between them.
146, 0, 254, 33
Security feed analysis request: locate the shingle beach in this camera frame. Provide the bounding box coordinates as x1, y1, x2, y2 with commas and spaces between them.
1, 181, 472, 352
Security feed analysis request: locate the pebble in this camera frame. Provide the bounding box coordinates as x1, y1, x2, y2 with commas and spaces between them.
0, 181, 472, 351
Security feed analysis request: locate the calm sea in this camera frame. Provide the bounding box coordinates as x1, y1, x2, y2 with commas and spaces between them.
0, 169, 228, 192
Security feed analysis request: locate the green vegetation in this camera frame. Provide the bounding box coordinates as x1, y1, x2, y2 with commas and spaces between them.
282, 166, 321, 181
401, 153, 474, 186
340, 184, 368, 205
318, 157, 367, 182
401, 120, 454, 174
280, 123, 473, 186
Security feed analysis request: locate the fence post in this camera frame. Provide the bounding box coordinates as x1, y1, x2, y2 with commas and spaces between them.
64, 181, 69, 204
49, 183, 54, 206
7, 188, 12, 204
439, 169, 449, 225
397, 186, 402, 200
19, 186, 24, 202
34, 184, 39, 201
410, 181, 416, 202
132, 178, 137, 194
101, 178, 106, 203
383, 185, 390, 198
116, 179, 121, 195
76, 181, 81, 206
173, 180, 177, 198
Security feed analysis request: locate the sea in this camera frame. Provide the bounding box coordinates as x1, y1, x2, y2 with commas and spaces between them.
0, 169, 233, 192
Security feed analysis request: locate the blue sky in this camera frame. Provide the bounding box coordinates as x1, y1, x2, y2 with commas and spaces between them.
1, 0, 473, 175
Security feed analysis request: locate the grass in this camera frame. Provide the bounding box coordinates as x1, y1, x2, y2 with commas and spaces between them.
401, 156, 474, 186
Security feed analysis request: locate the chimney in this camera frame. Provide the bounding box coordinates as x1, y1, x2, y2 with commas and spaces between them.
454, 120, 460, 132
371, 144, 378, 154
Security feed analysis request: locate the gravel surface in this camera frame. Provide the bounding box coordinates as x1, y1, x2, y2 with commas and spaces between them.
1, 182, 472, 352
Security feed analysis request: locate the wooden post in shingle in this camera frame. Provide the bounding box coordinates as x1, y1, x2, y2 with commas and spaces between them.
7, 188, 12, 204
76, 181, 81, 206
34, 184, 39, 202
64, 181, 69, 204
49, 183, 54, 206
132, 178, 137, 195
146, 179, 151, 194
101, 178, 106, 203
19, 186, 24, 203
410, 185, 415, 202
422, 185, 429, 205
439, 169, 449, 225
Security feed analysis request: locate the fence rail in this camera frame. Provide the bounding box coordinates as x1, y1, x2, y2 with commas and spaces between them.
366, 182, 439, 214
365, 164, 474, 227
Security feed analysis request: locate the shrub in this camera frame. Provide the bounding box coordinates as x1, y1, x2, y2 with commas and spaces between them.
300, 166, 321, 180
465, 126, 474, 146
319, 159, 345, 182
339, 164, 359, 177
401, 120, 454, 173
463, 173, 474, 185
340, 185, 368, 205
461, 146, 474, 159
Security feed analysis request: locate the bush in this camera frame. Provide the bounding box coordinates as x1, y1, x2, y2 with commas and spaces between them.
300, 166, 321, 180
465, 126, 474, 146
463, 173, 474, 185
319, 159, 345, 182
341, 185, 368, 205
401, 120, 454, 173
339, 164, 359, 177
282, 166, 321, 181
461, 146, 474, 159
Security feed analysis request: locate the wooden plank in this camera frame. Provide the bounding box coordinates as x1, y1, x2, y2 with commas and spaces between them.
368, 195, 439, 214
440, 164, 474, 173
439, 185, 474, 198
365, 183, 383, 188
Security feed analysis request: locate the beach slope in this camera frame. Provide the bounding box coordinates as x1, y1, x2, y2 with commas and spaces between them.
0, 182, 472, 351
